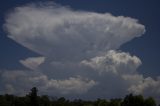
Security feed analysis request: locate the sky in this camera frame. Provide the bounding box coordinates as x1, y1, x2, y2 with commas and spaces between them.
0, 0, 160, 101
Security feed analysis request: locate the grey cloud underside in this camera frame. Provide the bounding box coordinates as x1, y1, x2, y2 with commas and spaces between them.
2, 2, 160, 100
1, 70, 96, 95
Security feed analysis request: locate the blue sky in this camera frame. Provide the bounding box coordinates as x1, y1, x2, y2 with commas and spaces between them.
0, 0, 160, 101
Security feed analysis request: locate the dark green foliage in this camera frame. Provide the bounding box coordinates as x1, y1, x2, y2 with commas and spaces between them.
38, 95, 51, 106
144, 97, 156, 106
0, 88, 158, 106
29, 87, 39, 106
121, 94, 157, 106
121, 94, 144, 106
109, 99, 122, 106
95, 99, 109, 106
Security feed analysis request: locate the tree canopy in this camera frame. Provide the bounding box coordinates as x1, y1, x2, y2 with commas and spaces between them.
0, 87, 157, 106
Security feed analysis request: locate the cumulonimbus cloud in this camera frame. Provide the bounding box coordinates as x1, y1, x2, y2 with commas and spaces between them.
2, 2, 160, 101
4, 2, 145, 61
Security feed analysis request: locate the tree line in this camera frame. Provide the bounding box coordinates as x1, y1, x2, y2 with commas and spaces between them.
0, 87, 158, 106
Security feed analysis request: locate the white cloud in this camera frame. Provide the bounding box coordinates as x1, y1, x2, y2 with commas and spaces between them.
20, 56, 45, 70
81, 50, 160, 99
1, 70, 97, 95
4, 3, 145, 61
81, 50, 141, 75
46, 76, 97, 94
3, 2, 160, 101
126, 75, 160, 97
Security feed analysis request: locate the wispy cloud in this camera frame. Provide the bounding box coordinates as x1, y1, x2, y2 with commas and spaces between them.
20, 56, 45, 70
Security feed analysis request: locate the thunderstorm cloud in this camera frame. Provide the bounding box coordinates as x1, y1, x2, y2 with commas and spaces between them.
1, 2, 160, 100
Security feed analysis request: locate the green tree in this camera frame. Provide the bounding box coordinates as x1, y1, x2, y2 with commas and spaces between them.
39, 95, 50, 106
122, 94, 144, 106
29, 87, 39, 106
95, 99, 109, 106
109, 99, 122, 106
144, 97, 156, 106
